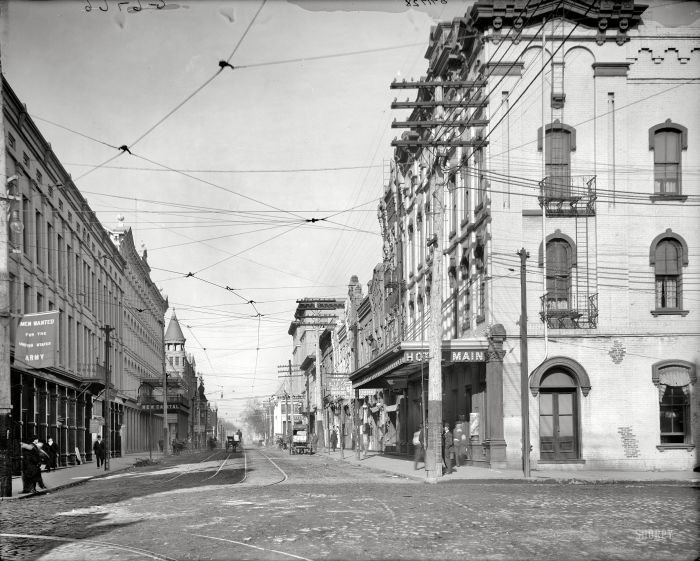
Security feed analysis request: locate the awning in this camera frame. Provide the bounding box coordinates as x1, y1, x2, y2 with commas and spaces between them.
350, 338, 489, 390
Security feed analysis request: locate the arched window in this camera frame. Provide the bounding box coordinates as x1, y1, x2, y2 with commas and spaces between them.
649, 120, 687, 196
546, 238, 574, 311
652, 361, 696, 447
650, 230, 688, 314
539, 121, 576, 199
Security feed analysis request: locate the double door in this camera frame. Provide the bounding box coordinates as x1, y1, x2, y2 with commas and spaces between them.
539, 390, 578, 460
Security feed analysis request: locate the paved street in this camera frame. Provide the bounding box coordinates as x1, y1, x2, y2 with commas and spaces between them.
1, 447, 697, 561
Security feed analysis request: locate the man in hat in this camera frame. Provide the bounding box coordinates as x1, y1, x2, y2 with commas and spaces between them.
21, 436, 48, 493
93, 435, 105, 468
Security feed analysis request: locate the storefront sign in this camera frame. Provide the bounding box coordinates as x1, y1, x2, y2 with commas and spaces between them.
326, 374, 352, 398
444, 350, 487, 362
15, 311, 60, 368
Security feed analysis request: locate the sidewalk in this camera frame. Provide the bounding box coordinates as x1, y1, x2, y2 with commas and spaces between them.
313, 448, 700, 485
4, 447, 697, 500
3, 451, 165, 500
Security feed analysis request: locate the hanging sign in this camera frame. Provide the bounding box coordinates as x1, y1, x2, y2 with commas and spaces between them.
15, 311, 60, 368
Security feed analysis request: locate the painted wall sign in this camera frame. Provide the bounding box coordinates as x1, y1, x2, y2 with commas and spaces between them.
15, 311, 60, 368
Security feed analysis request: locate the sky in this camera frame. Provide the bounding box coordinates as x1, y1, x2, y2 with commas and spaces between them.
0, 0, 472, 423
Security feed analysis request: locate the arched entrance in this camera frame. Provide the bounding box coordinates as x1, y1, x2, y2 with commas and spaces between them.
538, 370, 579, 461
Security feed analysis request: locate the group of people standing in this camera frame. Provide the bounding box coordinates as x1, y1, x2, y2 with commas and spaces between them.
20, 436, 58, 494
413, 418, 469, 475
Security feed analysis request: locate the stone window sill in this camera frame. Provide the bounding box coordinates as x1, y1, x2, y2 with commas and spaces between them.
656, 444, 695, 452
537, 459, 586, 465
651, 309, 689, 317
650, 194, 687, 202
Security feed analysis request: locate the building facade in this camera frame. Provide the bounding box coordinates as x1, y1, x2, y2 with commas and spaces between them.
351, 0, 699, 471
163, 311, 198, 445
3, 76, 169, 471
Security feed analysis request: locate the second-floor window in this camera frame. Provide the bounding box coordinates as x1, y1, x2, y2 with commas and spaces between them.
653, 238, 683, 310
546, 238, 574, 312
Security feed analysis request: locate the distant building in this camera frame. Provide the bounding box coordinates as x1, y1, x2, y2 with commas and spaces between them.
163, 311, 198, 443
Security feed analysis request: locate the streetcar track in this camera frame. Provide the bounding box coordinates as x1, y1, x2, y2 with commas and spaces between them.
190, 533, 313, 561
0, 533, 178, 561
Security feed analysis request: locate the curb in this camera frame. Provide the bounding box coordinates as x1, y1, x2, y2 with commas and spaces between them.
2, 460, 142, 501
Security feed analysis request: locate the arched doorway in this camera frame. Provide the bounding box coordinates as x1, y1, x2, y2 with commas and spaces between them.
539, 370, 579, 460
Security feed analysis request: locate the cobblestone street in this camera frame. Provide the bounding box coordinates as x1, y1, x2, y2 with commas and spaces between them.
1, 448, 697, 560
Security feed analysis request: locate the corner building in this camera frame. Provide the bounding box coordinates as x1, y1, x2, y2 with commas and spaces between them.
356, 0, 699, 471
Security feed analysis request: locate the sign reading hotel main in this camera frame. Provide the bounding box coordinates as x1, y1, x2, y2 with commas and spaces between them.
403, 350, 486, 362
353, 347, 487, 388
15, 311, 60, 368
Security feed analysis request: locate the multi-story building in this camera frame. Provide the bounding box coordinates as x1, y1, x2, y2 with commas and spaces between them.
288, 298, 344, 448
3, 76, 169, 470
349, 0, 699, 471
110, 220, 168, 455
163, 311, 198, 444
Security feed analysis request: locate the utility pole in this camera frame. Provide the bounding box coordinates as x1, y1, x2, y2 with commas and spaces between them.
518, 249, 531, 478
426, 82, 445, 483
100, 325, 114, 471
314, 302, 325, 451
0, 66, 14, 497
159, 319, 169, 456
287, 360, 292, 442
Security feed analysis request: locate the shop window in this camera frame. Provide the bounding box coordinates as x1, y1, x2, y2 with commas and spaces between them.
652, 361, 695, 449
659, 386, 689, 444
649, 230, 688, 315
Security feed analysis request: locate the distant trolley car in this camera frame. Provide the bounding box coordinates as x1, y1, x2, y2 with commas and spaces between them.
290, 424, 310, 454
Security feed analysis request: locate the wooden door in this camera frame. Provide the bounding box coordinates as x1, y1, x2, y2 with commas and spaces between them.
539, 390, 577, 460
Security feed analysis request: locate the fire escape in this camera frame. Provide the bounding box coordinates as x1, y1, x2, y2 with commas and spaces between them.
538, 174, 599, 329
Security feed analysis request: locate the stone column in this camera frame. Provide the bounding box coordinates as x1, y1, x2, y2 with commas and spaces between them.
484, 324, 507, 468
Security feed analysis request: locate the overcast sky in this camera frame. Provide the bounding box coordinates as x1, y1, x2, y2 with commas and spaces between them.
1, 0, 472, 422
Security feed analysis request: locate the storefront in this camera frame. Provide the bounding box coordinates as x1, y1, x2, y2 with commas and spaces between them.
349, 327, 508, 468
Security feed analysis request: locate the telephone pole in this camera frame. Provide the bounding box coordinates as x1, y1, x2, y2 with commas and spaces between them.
425, 82, 446, 483
518, 249, 531, 478
159, 319, 169, 456
0, 66, 14, 497
100, 325, 114, 471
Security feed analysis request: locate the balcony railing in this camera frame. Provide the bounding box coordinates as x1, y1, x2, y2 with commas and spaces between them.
540, 293, 598, 329
538, 175, 596, 216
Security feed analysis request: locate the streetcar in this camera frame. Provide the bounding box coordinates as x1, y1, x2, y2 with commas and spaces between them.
290, 424, 310, 454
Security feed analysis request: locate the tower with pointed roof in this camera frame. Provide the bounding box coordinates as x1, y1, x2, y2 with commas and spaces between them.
164, 310, 187, 378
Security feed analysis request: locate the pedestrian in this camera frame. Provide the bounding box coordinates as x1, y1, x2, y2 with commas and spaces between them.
21, 436, 48, 493
413, 423, 425, 470
93, 435, 105, 468
330, 427, 338, 452
45, 437, 59, 472
443, 422, 455, 475
362, 421, 370, 458
311, 431, 319, 454
453, 417, 467, 468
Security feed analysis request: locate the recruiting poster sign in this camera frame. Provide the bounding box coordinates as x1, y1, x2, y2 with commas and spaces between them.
15, 311, 60, 368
